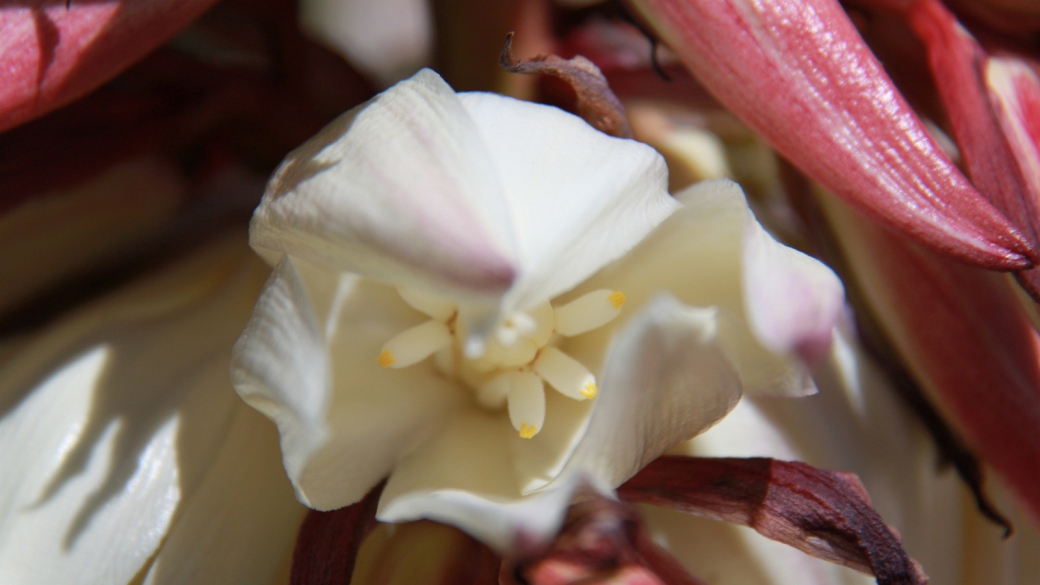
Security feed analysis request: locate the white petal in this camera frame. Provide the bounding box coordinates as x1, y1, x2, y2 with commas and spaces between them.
515, 293, 743, 495
0, 236, 268, 585
741, 195, 844, 361
232, 259, 461, 511
569, 178, 832, 397
298, 0, 431, 87
250, 69, 517, 300
379, 410, 594, 553
458, 91, 679, 313
142, 404, 306, 585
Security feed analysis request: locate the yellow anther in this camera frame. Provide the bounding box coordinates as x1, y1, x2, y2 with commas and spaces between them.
580, 381, 598, 399
378, 350, 396, 368
608, 291, 626, 309
519, 424, 538, 439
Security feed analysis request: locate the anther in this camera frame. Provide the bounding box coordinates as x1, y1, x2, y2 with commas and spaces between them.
532, 347, 598, 401
506, 372, 545, 438
379, 320, 452, 368
554, 289, 626, 336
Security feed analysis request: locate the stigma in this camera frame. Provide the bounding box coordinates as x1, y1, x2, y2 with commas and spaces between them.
378, 287, 625, 439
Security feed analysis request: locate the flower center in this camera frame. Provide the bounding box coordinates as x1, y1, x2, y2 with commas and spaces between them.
377, 287, 626, 439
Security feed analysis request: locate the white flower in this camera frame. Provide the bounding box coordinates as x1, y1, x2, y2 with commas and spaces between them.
230, 68, 845, 552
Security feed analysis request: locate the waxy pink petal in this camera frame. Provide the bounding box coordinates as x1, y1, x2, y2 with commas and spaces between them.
822, 195, 1040, 527
874, 0, 1040, 300
629, 0, 1037, 270
987, 54, 1040, 282
0, 0, 218, 133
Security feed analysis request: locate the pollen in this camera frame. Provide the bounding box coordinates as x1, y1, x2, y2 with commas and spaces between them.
608, 291, 626, 309
519, 424, 538, 439
580, 381, 598, 399
378, 350, 395, 368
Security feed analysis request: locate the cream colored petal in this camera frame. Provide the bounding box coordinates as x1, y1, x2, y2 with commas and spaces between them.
569, 179, 826, 397
559, 294, 744, 486
250, 69, 517, 301
0, 235, 268, 585
379, 409, 592, 553
457, 92, 679, 315
232, 258, 461, 511
142, 404, 306, 585
741, 197, 844, 361
515, 294, 742, 497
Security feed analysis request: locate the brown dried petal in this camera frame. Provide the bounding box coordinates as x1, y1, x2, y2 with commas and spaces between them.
618, 456, 928, 585
290, 482, 384, 585
500, 32, 632, 138
502, 497, 705, 585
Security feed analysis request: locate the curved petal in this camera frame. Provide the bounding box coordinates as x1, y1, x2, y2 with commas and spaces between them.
378, 410, 592, 553
570, 179, 832, 396
250, 69, 517, 300
232, 258, 461, 510
0, 235, 268, 585
543, 293, 743, 492
142, 404, 306, 585
740, 189, 844, 362
458, 92, 679, 313
628, 0, 1038, 270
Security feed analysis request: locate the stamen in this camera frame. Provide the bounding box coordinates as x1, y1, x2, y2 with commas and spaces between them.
397, 287, 457, 322
554, 289, 626, 336
506, 372, 545, 439
526, 302, 555, 347
379, 320, 452, 369
532, 347, 598, 401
